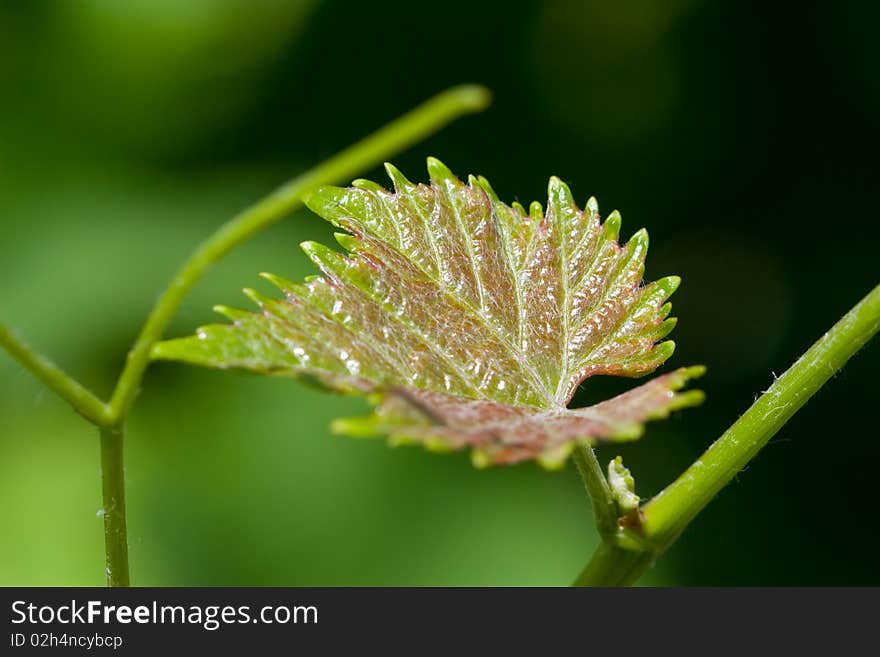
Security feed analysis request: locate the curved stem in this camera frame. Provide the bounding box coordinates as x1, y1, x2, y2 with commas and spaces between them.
107, 84, 491, 422
1, 85, 490, 587
0, 324, 109, 425
573, 281, 880, 586
99, 425, 129, 587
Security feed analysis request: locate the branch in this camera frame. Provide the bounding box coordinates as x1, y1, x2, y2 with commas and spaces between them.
574, 281, 880, 586
0, 324, 109, 425
107, 84, 491, 422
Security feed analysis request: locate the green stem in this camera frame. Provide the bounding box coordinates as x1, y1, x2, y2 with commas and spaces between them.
643, 282, 880, 547
571, 445, 651, 586
573, 541, 653, 587
107, 84, 490, 422
99, 425, 130, 587
572, 445, 617, 538
0, 324, 109, 425
573, 281, 880, 586
0, 84, 491, 587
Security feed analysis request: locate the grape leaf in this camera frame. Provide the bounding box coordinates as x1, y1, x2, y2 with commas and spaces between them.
153, 158, 704, 467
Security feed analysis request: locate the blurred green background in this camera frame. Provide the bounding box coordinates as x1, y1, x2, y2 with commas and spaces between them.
1, 0, 878, 586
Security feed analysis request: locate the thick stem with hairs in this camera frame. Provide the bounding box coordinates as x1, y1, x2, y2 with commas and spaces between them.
574, 282, 880, 586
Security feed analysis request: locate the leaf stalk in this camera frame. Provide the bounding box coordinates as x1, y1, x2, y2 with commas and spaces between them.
573, 445, 618, 538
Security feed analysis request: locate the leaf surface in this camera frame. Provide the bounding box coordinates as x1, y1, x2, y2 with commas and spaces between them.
153, 159, 703, 466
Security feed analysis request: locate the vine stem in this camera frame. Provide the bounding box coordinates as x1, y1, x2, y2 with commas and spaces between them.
572, 445, 618, 538
99, 426, 129, 587
0, 84, 491, 586
574, 281, 880, 586
573, 541, 653, 587
0, 325, 110, 425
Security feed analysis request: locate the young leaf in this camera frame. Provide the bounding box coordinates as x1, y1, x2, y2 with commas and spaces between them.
608, 456, 640, 514
153, 159, 704, 467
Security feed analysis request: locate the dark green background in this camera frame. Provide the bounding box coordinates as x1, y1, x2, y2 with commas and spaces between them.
1, 0, 877, 585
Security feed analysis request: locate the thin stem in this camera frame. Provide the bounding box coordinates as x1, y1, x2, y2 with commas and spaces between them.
572, 281, 880, 586
0, 324, 109, 425
107, 84, 491, 422
99, 425, 130, 587
572, 445, 618, 538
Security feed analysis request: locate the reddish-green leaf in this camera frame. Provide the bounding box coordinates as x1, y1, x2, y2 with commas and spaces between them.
153, 159, 704, 467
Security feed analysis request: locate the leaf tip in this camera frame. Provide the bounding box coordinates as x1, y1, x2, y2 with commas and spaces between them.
655, 340, 676, 362
258, 272, 296, 292
300, 240, 338, 267
604, 210, 622, 239
630, 227, 649, 249
330, 417, 375, 438
384, 162, 412, 190
333, 232, 358, 252
529, 200, 543, 220
242, 287, 269, 308
351, 178, 384, 192
213, 304, 247, 321
302, 185, 339, 217
547, 175, 573, 201
661, 275, 681, 294
471, 449, 491, 469
653, 316, 678, 340
537, 442, 576, 469
682, 364, 707, 380
424, 436, 455, 453
612, 422, 645, 442
669, 389, 706, 412
426, 156, 455, 184
472, 174, 500, 202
